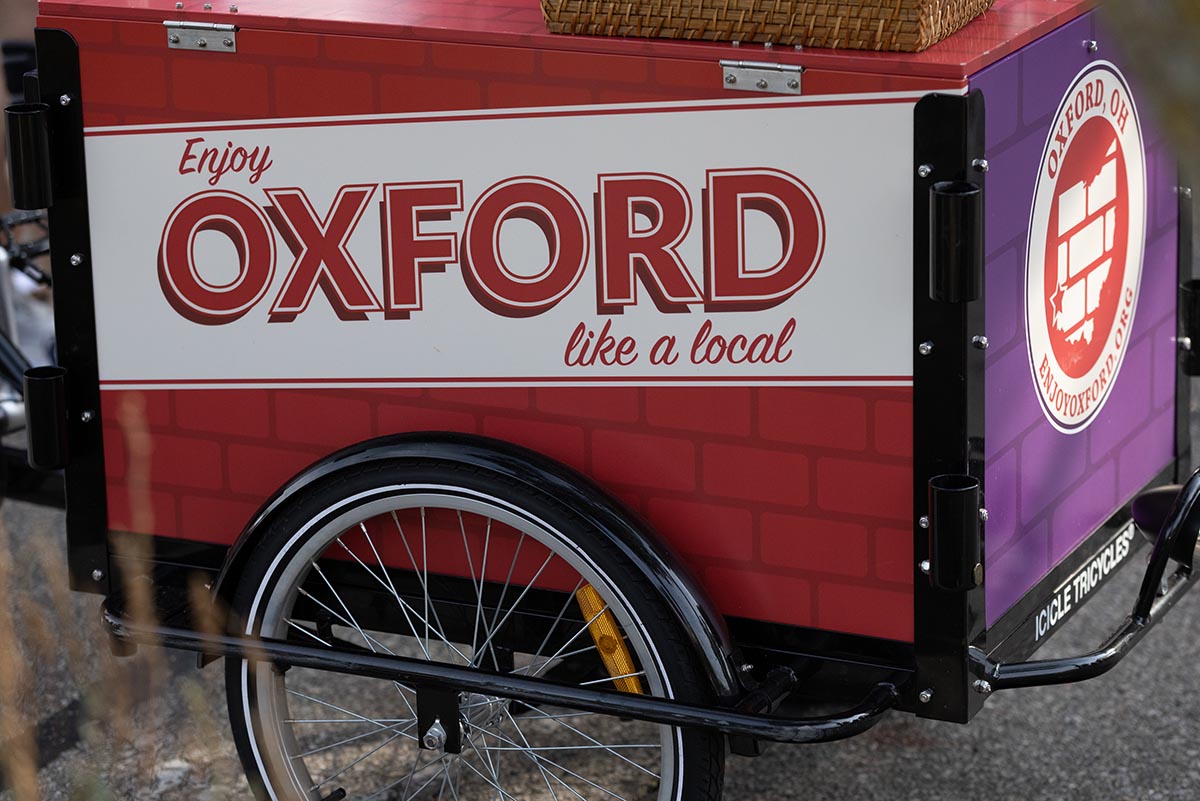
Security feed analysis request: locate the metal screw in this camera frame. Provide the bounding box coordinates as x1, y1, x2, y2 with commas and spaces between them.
739, 663, 755, 674
223, 38, 234, 47
786, 78, 799, 89
919, 559, 931, 575
917, 164, 933, 178
197, 37, 208, 47
979, 508, 989, 523
1179, 336, 1193, 353
755, 79, 768, 90
422, 719, 447, 750
1084, 39, 1099, 54
793, 44, 803, 51
731, 40, 740, 47
972, 158, 989, 172
169, 34, 181, 44
725, 74, 737, 85
58, 94, 72, 106
973, 679, 993, 694
80, 410, 95, 423
919, 516, 929, 529
763, 41, 773, 49
918, 688, 933, 704
230, 2, 238, 9
91, 569, 104, 582
918, 341, 934, 356
972, 335, 989, 350
69, 253, 85, 267
203, 2, 212, 8
175, 1, 183, 6
1179, 186, 1194, 199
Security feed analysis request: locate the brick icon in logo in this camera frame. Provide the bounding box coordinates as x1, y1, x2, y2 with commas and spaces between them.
1046, 123, 1127, 376
1026, 63, 1145, 433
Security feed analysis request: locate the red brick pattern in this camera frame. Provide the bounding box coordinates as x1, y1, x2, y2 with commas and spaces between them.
102, 385, 914, 641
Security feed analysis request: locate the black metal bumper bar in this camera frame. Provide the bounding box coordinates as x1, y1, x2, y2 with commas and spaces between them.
970, 468, 1200, 691
102, 606, 901, 744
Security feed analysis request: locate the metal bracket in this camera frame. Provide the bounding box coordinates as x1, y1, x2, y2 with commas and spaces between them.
720, 60, 803, 95
163, 21, 237, 53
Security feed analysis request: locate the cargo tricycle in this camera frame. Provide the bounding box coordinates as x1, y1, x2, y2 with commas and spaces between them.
4, 0, 1200, 798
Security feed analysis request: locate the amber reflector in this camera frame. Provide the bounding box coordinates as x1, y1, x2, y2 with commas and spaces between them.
575, 583, 644, 694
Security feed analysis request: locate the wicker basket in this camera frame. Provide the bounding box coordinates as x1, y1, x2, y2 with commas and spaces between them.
541, 0, 995, 52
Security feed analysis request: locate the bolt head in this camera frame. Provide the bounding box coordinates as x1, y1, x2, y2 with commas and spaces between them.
918, 341, 933, 356
731, 40, 740, 47
58, 94, 72, 106
755, 79, 768, 89
69, 253, 85, 267
786, 78, 799, 89
763, 41, 773, 49
1180, 336, 1193, 353
91, 569, 104, 582
223, 38, 234, 47
973, 679, 993, 694
919, 559, 931, 575
979, 508, 989, 523
1180, 186, 1194, 199
1085, 39, 1099, 54
169, 34, 181, 43
724, 74, 737, 84
973, 158, 990, 173
972, 335, 989, 350
918, 688, 933, 703
918, 515, 929, 529
917, 164, 933, 178
80, 410, 95, 423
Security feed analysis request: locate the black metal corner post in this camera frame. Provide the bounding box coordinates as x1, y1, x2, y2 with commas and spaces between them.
33, 28, 109, 593
910, 91, 988, 723
1176, 174, 1194, 480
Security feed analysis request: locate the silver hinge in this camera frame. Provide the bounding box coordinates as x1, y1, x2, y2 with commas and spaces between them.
164, 21, 238, 52
720, 60, 803, 95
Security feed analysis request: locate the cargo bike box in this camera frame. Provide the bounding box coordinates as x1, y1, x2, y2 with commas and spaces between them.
5, 0, 1200, 797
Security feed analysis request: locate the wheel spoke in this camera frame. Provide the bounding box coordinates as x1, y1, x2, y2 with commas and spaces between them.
472, 549, 557, 667
309, 729, 408, 791
294, 719, 417, 759
484, 721, 632, 801
519, 706, 661, 780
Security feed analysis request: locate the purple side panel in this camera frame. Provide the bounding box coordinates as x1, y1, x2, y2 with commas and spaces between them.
971, 11, 1179, 626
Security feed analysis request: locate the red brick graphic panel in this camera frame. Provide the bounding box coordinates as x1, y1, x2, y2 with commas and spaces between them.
101, 385, 913, 641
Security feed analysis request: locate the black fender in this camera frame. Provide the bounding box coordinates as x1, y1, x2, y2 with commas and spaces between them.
208, 432, 742, 698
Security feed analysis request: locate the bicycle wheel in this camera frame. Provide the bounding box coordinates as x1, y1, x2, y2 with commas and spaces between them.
225, 457, 725, 801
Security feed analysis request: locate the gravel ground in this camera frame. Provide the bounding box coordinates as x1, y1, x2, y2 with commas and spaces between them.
0, 494, 1198, 801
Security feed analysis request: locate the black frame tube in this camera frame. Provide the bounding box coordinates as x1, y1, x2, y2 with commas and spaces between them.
102, 606, 901, 745
972, 468, 1200, 690
4, 101, 53, 210
23, 365, 67, 470
928, 474, 982, 592
928, 180, 984, 303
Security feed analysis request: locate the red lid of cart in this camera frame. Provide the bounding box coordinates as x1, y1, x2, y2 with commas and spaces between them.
38, 0, 1095, 81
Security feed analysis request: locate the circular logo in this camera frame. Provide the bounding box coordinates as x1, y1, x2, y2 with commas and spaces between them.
1026, 62, 1146, 434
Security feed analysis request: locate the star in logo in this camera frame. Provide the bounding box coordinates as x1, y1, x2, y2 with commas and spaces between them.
1048, 279, 1066, 329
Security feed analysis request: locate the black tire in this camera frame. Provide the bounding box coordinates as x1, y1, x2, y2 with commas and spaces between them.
225, 456, 725, 801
